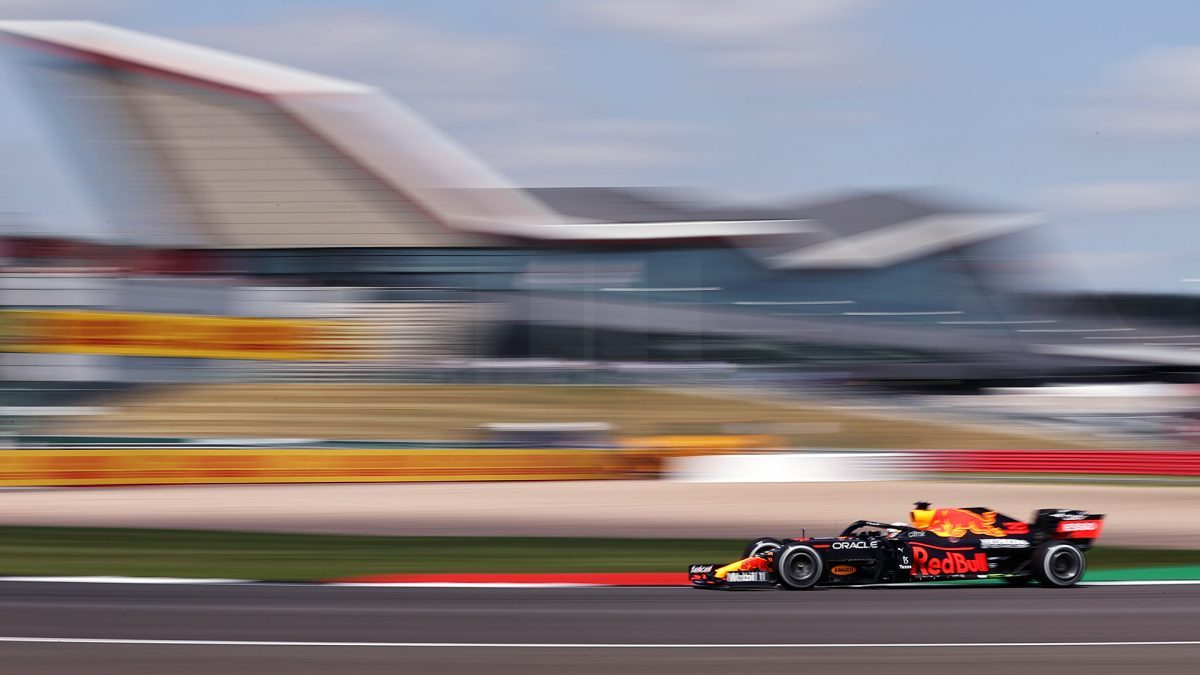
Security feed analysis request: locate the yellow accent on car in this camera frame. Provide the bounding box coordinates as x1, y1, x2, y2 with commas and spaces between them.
714, 558, 754, 580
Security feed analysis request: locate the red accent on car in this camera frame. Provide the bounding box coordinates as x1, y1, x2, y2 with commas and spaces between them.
1055, 520, 1104, 539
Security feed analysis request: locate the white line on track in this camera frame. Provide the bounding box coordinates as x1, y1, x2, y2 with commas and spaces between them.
0, 637, 1198, 649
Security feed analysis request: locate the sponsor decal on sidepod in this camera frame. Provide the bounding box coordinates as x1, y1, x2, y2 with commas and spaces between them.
910, 546, 989, 576
831, 565, 857, 576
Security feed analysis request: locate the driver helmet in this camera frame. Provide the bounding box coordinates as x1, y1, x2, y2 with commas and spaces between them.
884, 522, 907, 537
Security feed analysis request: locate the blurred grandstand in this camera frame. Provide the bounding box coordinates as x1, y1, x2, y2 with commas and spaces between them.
2, 21, 1199, 448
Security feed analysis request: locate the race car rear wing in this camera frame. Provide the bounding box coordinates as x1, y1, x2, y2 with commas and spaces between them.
1031, 509, 1105, 548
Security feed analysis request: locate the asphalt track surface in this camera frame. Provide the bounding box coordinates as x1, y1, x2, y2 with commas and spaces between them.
0, 582, 1197, 674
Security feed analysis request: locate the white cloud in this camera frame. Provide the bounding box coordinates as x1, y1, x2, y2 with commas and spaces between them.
1086, 47, 1200, 137
567, 0, 877, 78
1042, 180, 1200, 213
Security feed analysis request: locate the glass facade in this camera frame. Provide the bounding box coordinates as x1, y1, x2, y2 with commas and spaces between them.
211, 230, 1040, 374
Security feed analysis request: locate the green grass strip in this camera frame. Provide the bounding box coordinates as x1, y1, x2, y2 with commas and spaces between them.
0, 526, 1197, 581
1083, 565, 1200, 581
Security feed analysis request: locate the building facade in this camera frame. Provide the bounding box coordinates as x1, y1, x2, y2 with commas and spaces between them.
0, 22, 1169, 388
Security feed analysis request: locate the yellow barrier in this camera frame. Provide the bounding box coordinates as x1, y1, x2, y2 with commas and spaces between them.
0, 309, 355, 360
0, 448, 656, 486
622, 434, 781, 456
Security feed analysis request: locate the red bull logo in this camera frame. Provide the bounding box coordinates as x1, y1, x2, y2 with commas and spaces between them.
911, 508, 1006, 538
910, 546, 989, 577
714, 555, 771, 579
737, 557, 771, 572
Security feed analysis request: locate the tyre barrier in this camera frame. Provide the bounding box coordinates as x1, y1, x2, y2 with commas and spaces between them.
917, 449, 1200, 476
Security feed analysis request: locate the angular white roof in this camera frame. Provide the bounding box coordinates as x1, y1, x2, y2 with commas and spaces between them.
0, 20, 370, 95
768, 212, 1044, 268
0, 20, 568, 246
0, 22, 1036, 257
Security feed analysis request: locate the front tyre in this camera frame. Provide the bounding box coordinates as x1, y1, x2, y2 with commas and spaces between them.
774, 544, 823, 590
742, 537, 784, 559
1032, 542, 1086, 587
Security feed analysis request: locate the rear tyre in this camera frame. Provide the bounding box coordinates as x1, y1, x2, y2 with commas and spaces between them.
774, 544, 823, 590
742, 537, 784, 559
1032, 542, 1086, 587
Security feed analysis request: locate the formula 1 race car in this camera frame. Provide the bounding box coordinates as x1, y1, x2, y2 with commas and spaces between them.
689, 503, 1104, 590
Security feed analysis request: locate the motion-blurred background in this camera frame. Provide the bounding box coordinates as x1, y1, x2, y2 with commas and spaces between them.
1, 2, 1200, 484
4, 7, 1200, 674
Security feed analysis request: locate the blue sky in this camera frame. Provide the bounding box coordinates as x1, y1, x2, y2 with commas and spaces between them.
1, 0, 1198, 292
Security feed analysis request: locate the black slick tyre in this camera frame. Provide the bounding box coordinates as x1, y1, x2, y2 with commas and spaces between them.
774, 544, 823, 590
742, 537, 784, 559
1032, 542, 1086, 587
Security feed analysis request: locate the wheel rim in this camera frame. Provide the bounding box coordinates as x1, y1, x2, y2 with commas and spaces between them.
786, 552, 815, 581
1049, 548, 1080, 580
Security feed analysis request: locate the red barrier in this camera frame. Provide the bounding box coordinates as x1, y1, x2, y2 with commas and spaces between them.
918, 450, 1200, 476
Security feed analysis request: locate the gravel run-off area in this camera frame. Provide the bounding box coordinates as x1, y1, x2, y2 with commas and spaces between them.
2, 480, 1197, 548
